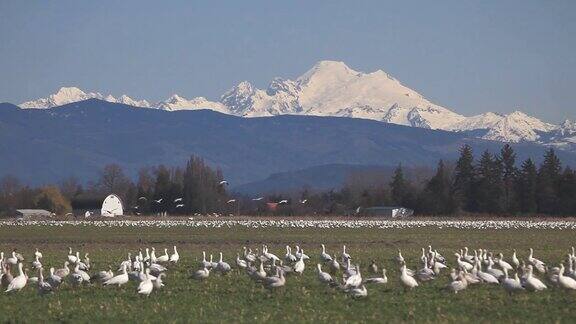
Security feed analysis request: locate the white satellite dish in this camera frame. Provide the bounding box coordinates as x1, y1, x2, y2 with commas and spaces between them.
101, 194, 124, 217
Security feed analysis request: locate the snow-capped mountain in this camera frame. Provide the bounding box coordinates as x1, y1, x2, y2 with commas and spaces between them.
157, 94, 228, 113
17, 61, 571, 145
20, 87, 151, 109
448, 111, 559, 142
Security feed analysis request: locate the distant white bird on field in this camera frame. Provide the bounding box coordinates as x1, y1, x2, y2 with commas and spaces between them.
137, 269, 154, 296
400, 264, 418, 290
104, 264, 129, 287
320, 244, 332, 262
156, 249, 170, 263
316, 264, 333, 284
169, 246, 179, 263
364, 269, 387, 284
6, 263, 27, 293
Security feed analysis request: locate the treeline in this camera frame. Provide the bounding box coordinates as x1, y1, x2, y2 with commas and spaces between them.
2, 146, 576, 217
0, 156, 229, 217
274, 145, 576, 216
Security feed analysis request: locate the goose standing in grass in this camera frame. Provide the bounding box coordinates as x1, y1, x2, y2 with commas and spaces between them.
496, 253, 514, 272
316, 264, 333, 284
455, 253, 473, 272
149, 263, 167, 277
293, 256, 305, 275
512, 250, 520, 269
486, 258, 504, 280
91, 267, 114, 284
215, 252, 231, 274
501, 268, 524, 295
73, 263, 91, 283
328, 258, 340, 274
528, 248, 546, 273
5, 263, 26, 293
557, 264, 576, 290
37, 268, 53, 295
67, 248, 78, 264
295, 246, 309, 261
201, 251, 211, 269
341, 245, 351, 262
169, 246, 179, 264
400, 264, 418, 291
192, 266, 210, 281
6, 251, 18, 265
475, 261, 499, 284
447, 271, 468, 294
320, 244, 333, 262
156, 248, 170, 263
34, 248, 43, 260
364, 269, 387, 284
262, 245, 280, 263
55, 261, 70, 278
265, 269, 285, 289
236, 253, 248, 269
524, 265, 547, 291
47, 268, 61, 289
78, 253, 90, 271
104, 264, 129, 287
416, 257, 435, 281
31, 255, 42, 270
344, 264, 362, 289
150, 248, 157, 264
137, 269, 154, 296
349, 285, 368, 298
1, 263, 13, 288
394, 249, 404, 264
285, 246, 297, 263
153, 273, 165, 289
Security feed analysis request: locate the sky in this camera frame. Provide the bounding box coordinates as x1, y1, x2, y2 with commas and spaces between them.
1, 0, 575, 122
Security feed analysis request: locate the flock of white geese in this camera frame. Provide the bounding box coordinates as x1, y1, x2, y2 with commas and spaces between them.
2, 244, 576, 298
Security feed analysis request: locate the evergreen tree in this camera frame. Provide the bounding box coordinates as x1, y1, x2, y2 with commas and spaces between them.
452, 144, 476, 212
390, 164, 409, 206
516, 158, 538, 214
475, 151, 505, 214
537, 148, 562, 214
500, 144, 518, 213
418, 160, 455, 215
558, 167, 576, 215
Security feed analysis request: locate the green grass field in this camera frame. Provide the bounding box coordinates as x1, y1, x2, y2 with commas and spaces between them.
0, 223, 575, 323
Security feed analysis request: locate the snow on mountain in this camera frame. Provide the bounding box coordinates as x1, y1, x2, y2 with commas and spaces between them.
20, 87, 151, 109
16, 62, 569, 145
20, 87, 105, 108
220, 60, 466, 129
448, 111, 559, 142
156, 94, 228, 113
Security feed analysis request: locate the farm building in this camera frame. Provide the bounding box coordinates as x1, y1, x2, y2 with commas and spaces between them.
356, 206, 413, 218
15, 209, 54, 219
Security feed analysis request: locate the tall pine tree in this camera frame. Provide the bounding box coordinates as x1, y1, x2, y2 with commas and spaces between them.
500, 144, 518, 213
537, 148, 562, 214
452, 144, 476, 212
418, 160, 455, 215
475, 151, 505, 214
516, 158, 538, 214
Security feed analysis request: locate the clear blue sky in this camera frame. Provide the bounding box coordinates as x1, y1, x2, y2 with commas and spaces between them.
1, 0, 574, 122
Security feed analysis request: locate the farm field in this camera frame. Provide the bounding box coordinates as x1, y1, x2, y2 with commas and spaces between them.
0, 220, 575, 323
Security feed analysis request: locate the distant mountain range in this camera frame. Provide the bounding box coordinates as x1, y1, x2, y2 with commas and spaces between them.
17, 61, 575, 148
1, 99, 575, 191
